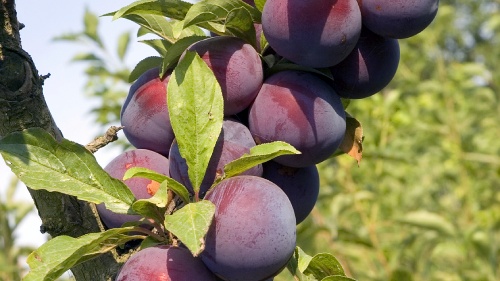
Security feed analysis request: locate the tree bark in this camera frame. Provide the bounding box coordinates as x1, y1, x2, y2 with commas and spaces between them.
0, 1, 126, 279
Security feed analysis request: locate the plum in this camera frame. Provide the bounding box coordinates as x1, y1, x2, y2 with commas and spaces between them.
184, 36, 263, 115
359, 0, 439, 39
248, 70, 346, 167
169, 119, 262, 198
262, 161, 319, 224
121, 68, 174, 156
262, 0, 362, 68
329, 27, 400, 99
96, 149, 169, 229
116, 245, 217, 281
201, 175, 296, 281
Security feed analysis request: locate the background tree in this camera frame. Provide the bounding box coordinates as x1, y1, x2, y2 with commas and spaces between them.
1, 0, 499, 280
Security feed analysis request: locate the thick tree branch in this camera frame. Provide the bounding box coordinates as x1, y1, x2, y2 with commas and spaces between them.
0, 1, 128, 279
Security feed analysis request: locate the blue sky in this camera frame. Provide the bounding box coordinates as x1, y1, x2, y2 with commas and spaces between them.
0, 0, 159, 265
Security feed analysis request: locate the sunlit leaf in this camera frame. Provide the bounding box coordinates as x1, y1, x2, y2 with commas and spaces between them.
167, 51, 223, 194
24, 227, 142, 281
123, 167, 191, 203
0, 128, 135, 214
164, 200, 215, 256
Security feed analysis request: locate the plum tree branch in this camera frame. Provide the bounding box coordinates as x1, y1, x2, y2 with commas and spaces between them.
85, 125, 124, 153
0, 1, 128, 279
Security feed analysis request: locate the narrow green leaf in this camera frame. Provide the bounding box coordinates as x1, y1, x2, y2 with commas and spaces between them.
71, 53, 102, 62
167, 51, 224, 194
52, 32, 83, 42
24, 227, 141, 281
396, 210, 456, 236
123, 167, 191, 203
109, 0, 193, 21
303, 253, 346, 279
117, 32, 131, 60
160, 35, 208, 74
129, 56, 163, 82
84, 9, 103, 47
0, 128, 135, 214
164, 200, 215, 256
222, 141, 300, 180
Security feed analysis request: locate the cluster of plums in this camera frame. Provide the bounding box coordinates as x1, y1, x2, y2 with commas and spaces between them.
97, 0, 439, 280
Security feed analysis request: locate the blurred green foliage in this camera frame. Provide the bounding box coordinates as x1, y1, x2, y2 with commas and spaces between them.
53, 1, 500, 280
0, 178, 36, 281
53, 8, 132, 136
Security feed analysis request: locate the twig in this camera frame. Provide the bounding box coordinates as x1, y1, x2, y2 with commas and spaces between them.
85, 126, 124, 154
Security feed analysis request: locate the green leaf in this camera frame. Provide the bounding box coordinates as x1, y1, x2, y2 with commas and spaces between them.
117, 32, 131, 60
0, 128, 135, 214
71, 53, 103, 62
109, 0, 193, 21
182, 0, 261, 31
132, 181, 169, 223
396, 210, 456, 236
123, 167, 191, 203
254, 0, 266, 12
24, 227, 142, 281
287, 247, 312, 281
121, 14, 177, 42
321, 276, 357, 281
139, 235, 164, 250
164, 200, 215, 256
225, 7, 257, 47
287, 247, 347, 281
129, 56, 163, 82
303, 253, 346, 279
160, 35, 208, 75
167, 51, 224, 195
84, 9, 103, 47
222, 141, 300, 180
297, 246, 313, 273
259, 29, 269, 54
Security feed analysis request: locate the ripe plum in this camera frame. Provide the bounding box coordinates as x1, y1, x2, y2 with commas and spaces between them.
116, 245, 216, 281
262, 161, 319, 224
201, 176, 296, 281
248, 70, 346, 167
359, 0, 439, 38
185, 36, 263, 115
96, 149, 169, 229
330, 27, 400, 99
262, 0, 362, 68
121, 68, 174, 156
